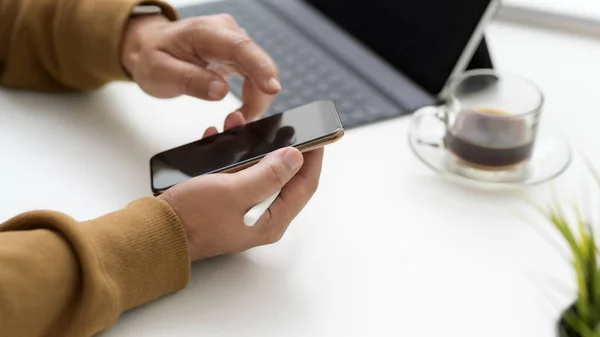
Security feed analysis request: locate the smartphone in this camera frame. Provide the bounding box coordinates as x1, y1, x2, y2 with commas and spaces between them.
150, 100, 345, 195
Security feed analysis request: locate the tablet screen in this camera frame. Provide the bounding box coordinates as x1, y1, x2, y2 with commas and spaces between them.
304, 0, 494, 95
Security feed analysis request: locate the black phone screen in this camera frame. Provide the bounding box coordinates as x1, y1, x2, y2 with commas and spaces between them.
151, 101, 342, 192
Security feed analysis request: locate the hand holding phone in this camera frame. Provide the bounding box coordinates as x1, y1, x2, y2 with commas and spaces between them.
158, 146, 323, 261
151, 101, 343, 260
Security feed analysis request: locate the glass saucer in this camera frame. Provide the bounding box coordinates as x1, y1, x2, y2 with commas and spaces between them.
407, 122, 572, 189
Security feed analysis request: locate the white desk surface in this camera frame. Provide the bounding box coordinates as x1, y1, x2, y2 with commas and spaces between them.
1, 1, 599, 336
503, 0, 600, 24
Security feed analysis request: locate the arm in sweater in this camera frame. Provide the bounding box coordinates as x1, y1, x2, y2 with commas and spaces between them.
0, 0, 177, 90
0, 199, 190, 336
0, 0, 191, 336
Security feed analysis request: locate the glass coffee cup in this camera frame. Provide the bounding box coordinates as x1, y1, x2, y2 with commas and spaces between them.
410, 69, 548, 183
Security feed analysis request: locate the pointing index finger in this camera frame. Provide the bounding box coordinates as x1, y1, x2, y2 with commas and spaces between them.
190, 27, 281, 95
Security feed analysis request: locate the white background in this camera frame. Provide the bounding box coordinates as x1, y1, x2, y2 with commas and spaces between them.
504, 0, 600, 21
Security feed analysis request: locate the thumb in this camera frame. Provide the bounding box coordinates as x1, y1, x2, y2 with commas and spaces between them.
233, 147, 304, 204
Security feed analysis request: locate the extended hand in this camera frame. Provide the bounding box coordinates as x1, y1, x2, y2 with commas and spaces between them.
121, 14, 281, 120
159, 143, 324, 262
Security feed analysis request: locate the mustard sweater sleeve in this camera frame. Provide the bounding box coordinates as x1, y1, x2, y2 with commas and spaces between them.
0, 2, 191, 335
0, 198, 191, 337
0, 0, 177, 90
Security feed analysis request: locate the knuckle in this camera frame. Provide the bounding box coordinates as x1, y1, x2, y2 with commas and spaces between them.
231, 37, 255, 61
186, 17, 205, 29
181, 70, 198, 96
255, 60, 274, 76
186, 20, 211, 36
265, 230, 284, 245
147, 54, 163, 72
309, 177, 320, 194
257, 207, 289, 245
264, 160, 287, 187
308, 180, 319, 195
300, 177, 319, 198
261, 219, 285, 245
217, 13, 237, 25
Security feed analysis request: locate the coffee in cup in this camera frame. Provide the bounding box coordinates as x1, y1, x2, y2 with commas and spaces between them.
444, 107, 535, 170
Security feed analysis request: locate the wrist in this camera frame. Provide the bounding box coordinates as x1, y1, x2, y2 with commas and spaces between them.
121, 15, 169, 77
158, 192, 203, 262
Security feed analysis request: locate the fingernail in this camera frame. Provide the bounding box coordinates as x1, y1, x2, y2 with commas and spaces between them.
267, 77, 281, 92
208, 81, 227, 99
282, 149, 302, 171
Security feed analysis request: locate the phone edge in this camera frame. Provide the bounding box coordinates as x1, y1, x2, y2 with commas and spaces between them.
152, 127, 344, 196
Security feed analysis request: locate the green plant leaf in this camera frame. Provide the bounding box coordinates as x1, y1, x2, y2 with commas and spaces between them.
576, 206, 590, 259
596, 268, 600, 310
548, 158, 600, 335
547, 206, 590, 324
548, 209, 586, 273
576, 213, 596, 325
574, 259, 591, 325
550, 219, 577, 257
564, 309, 596, 337
588, 226, 598, 327
548, 208, 583, 262
576, 207, 592, 285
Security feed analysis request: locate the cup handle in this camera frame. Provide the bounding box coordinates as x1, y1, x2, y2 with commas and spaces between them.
409, 106, 446, 148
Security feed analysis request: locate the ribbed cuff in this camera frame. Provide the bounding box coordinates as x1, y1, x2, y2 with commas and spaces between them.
83, 197, 190, 311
